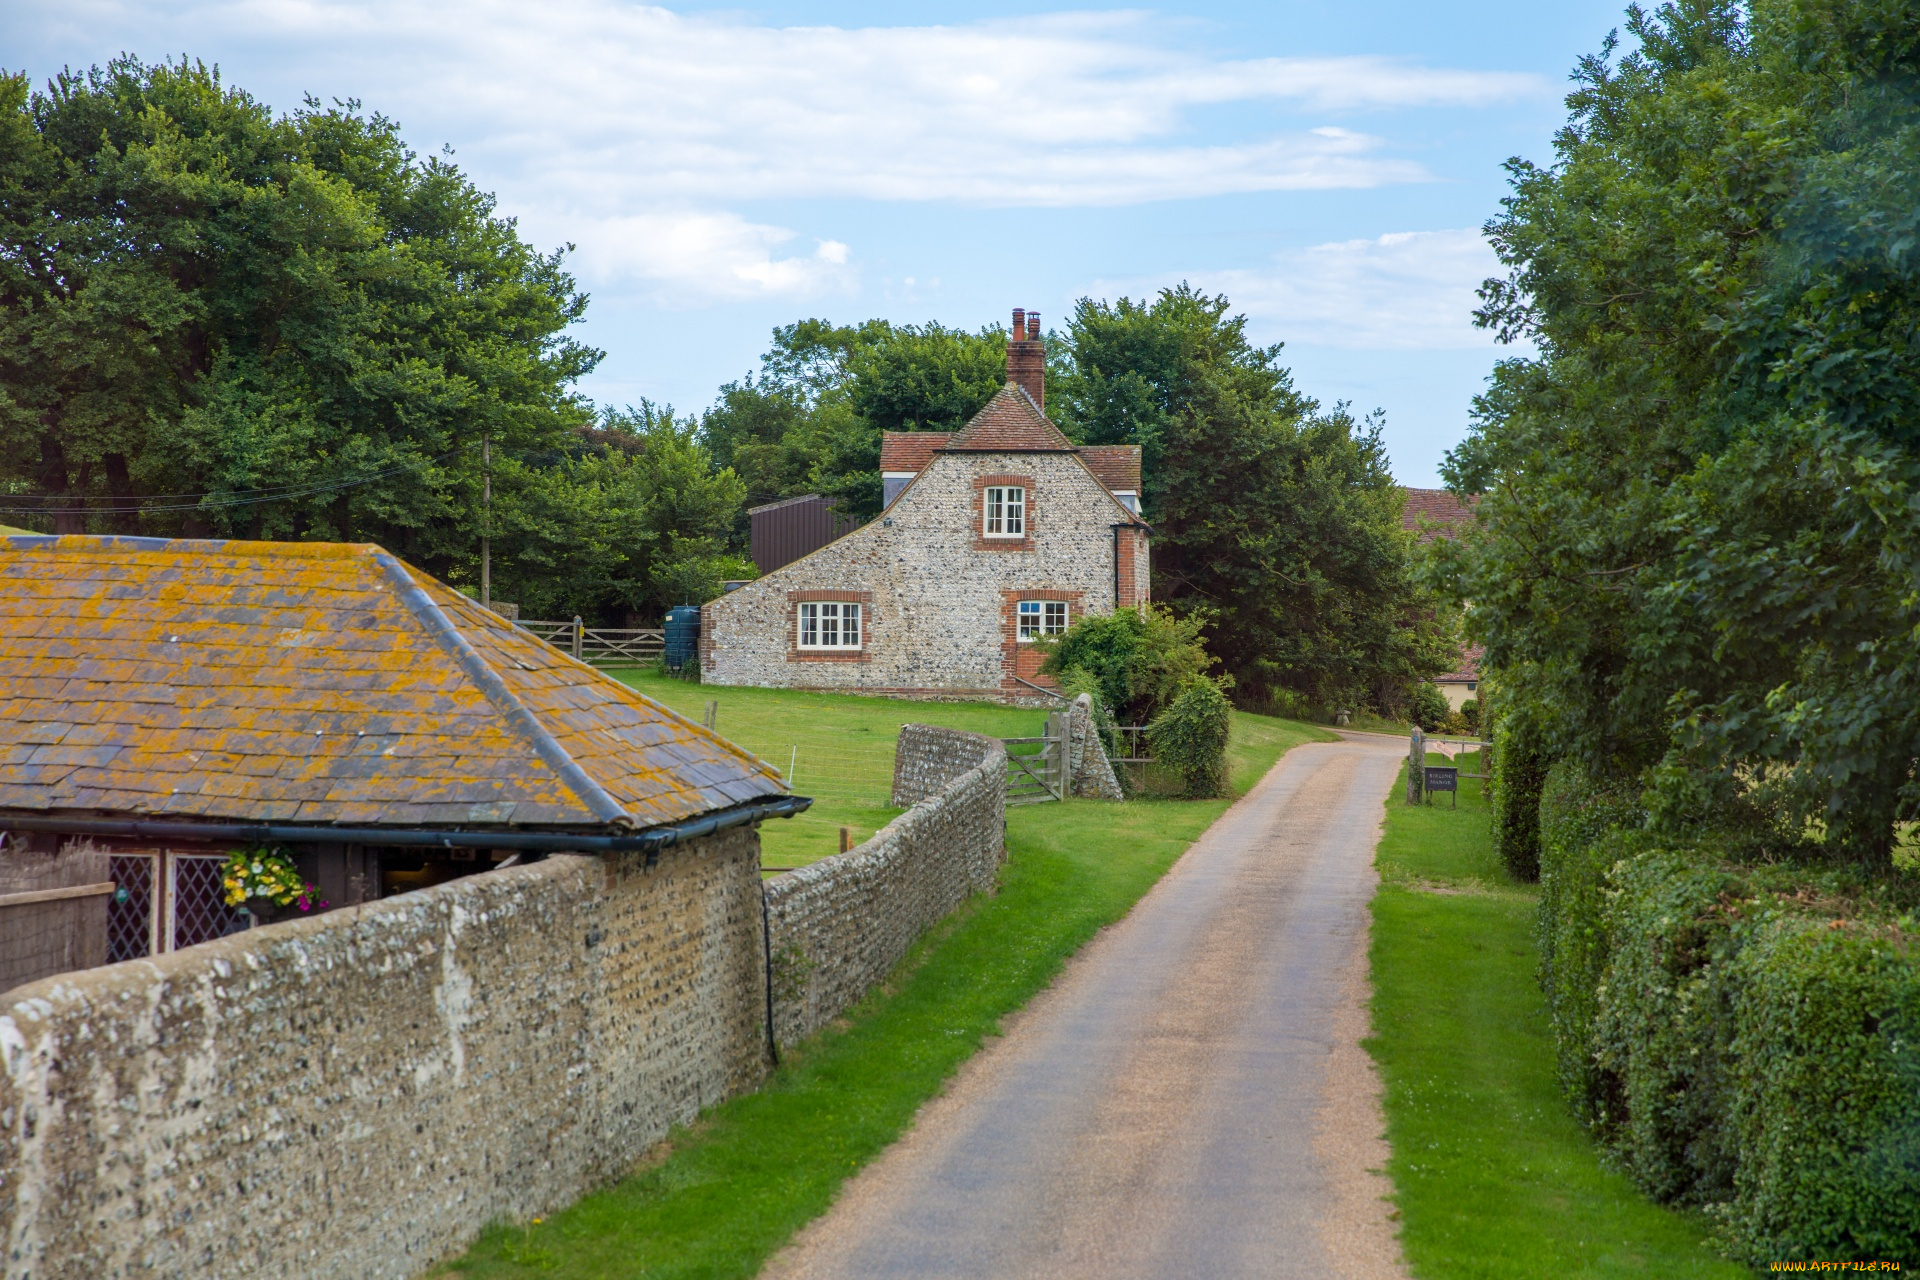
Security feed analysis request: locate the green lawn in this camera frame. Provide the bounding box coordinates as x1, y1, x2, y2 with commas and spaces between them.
435, 700, 1333, 1280
1369, 752, 1750, 1279
613, 669, 1046, 870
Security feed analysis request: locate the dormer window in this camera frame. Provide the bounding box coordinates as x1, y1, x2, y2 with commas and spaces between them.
984, 486, 1026, 538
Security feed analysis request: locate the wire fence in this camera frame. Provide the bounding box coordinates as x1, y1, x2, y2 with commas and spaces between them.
728, 737, 902, 808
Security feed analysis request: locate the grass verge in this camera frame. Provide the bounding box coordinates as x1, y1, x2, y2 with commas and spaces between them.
1369, 753, 1749, 1279
435, 710, 1332, 1279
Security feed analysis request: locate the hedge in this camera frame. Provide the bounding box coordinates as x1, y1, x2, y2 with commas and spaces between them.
1536, 766, 1920, 1263
1491, 711, 1552, 881
1536, 761, 1641, 1122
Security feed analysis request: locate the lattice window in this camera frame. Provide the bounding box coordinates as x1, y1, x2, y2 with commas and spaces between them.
107, 854, 155, 963
171, 855, 246, 951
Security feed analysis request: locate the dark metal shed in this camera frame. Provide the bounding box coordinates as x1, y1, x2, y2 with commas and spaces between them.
750, 494, 860, 575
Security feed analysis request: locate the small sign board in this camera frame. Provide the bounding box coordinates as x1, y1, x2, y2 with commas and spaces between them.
1424, 766, 1459, 796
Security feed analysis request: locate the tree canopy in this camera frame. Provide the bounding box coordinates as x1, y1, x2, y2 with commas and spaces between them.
1440, 0, 1920, 867
1054, 286, 1456, 714
700, 318, 1006, 524
0, 57, 751, 622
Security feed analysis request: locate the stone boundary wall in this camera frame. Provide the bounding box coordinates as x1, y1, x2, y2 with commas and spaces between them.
1067, 693, 1125, 800
0, 829, 767, 1280
767, 726, 1006, 1046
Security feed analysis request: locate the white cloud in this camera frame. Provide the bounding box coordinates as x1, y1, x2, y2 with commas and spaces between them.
1099, 229, 1505, 351
12, 3, 1547, 304
36, 2, 1544, 208
572, 212, 856, 305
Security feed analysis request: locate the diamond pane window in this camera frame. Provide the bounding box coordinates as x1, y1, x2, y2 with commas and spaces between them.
171, 855, 247, 951
107, 853, 154, 962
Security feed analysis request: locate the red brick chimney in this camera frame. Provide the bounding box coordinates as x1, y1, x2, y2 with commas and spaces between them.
1006, 307, 1044, 411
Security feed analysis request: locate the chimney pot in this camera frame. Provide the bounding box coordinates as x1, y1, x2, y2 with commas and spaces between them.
1005, 304, 1044, 410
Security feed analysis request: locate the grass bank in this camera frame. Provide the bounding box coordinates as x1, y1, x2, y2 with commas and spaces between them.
437, 706, 1332, 1280
613, 669, 1042, 870
1369, 754, 1749, 1279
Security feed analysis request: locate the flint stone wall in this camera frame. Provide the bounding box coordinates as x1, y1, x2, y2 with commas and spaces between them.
766, 726, 1005, 1046
0, 828, 767, 1280
701, 451, 1145, 702
1067, 694, 1125, 800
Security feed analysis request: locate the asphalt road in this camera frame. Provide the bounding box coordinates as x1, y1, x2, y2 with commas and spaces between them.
764, 736, 1409, 1280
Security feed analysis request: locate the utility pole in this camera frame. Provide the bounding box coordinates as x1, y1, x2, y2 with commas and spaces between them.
481, 433, 491, 612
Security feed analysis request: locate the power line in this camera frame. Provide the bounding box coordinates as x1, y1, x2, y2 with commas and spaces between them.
0, 444, 477, 516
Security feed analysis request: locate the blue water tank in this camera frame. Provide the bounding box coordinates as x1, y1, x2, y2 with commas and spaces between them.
663, 605, 701, 672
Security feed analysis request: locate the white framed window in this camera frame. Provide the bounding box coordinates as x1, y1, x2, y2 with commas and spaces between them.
798, 601, 863, 649
1017, 599, 1069, 641
984, 486, 1026, 538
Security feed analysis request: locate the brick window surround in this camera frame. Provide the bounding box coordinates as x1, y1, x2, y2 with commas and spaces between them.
973, 475, 1036, 552
787, 588, 874, 663
1001, 589, 1083, 688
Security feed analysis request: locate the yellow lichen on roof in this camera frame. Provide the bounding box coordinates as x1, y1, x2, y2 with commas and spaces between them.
0, 534, 785, 831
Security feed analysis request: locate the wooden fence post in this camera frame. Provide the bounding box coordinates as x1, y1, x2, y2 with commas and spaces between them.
1407, 728, 1425, 804
571, 615, 584, 661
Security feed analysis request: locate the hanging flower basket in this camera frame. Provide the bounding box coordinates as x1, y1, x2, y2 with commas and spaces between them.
222, 846, 327, 924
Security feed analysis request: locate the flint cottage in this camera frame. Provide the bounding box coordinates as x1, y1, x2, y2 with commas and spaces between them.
700, 309, 1150, 703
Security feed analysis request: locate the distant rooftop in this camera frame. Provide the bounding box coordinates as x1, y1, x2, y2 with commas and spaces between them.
1401, 488, 1477, 543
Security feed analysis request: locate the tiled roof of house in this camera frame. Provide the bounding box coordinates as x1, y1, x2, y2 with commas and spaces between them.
1438, 645, 1485, 684
1401, 487, 1477, 542
0, 535, 785, 830
879, 432, 952, 473
1080, 446, 1142, 492
941, 386, 1075, 452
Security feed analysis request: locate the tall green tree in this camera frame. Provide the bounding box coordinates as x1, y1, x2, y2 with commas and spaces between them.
1442, 0, 1920, 867
0, 57, 598, 587
1055, 286, 1456, 712
701, 318, 1005, 522
489, 405, 748, 622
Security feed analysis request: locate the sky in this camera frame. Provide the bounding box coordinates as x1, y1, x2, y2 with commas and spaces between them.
3, 0, 1630, 485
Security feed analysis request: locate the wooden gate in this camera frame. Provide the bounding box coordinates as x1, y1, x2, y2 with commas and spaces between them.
518, 617, 665, 666
1002, 711, 1070, 804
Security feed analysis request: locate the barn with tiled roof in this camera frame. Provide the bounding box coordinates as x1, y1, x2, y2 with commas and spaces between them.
0, 534, 797, 976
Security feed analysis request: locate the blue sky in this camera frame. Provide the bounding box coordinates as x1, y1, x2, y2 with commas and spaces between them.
4, 0, 1628, 484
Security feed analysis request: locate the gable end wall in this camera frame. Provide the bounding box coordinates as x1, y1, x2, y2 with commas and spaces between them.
702, 452, 1140, 701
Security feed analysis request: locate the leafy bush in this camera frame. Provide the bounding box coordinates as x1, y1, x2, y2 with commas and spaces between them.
1536, 762, 1642, 1120
1039, 604, 1216, 723
1408, 682, 1448, 732
1591, 848, 1746, 1202
1490, 710, 1552, 881
1539, 800, 1920, 1263
1721, 902, 1920, 1263
1145, 679, 1231, 798
1058, 664, 1124, 765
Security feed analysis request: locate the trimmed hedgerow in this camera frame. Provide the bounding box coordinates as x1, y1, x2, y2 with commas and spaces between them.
1490, 712, 1551, 881
1538, 800, 1920, 1265
1591, 849, 1746, 1204
1535, 761, 1642, 1123
1720, 900, 1920, 1263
